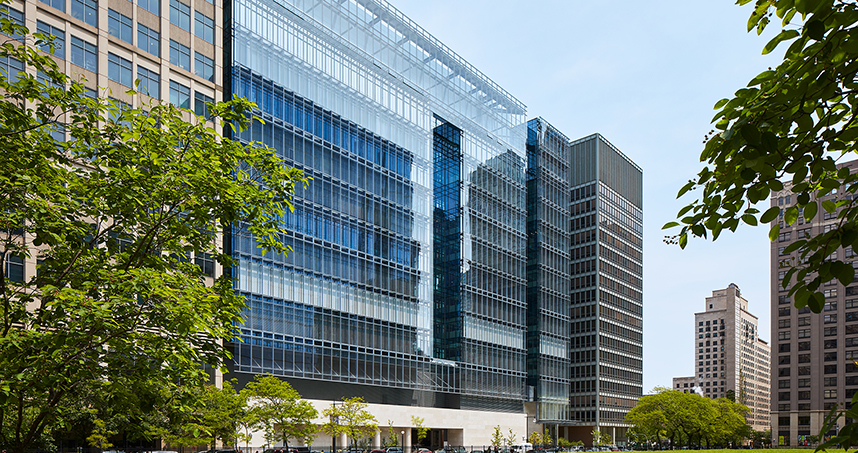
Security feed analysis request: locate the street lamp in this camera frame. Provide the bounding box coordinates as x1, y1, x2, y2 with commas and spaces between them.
401, 431, 405, 451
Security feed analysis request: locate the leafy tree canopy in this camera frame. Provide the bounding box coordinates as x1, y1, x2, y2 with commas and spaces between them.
665, 0, 858, 313
0, 8, 307, 452
321, 397, 378, 449
242, 375, 318, 449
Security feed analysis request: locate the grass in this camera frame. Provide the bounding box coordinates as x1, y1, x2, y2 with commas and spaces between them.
687, 450, 818, 453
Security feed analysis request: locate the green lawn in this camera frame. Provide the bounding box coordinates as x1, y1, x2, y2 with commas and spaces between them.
689, 450, 819, 453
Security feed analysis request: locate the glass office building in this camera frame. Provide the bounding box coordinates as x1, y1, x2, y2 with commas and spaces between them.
567, 134, 643, 443
225, 0, 529, 414
525, 118, 571, 422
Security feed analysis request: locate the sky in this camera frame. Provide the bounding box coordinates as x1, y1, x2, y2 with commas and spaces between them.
389, 0, 785, 392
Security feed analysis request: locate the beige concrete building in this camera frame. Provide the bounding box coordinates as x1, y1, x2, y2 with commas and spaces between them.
770, 159, 858, 447
673, 284, 771, 432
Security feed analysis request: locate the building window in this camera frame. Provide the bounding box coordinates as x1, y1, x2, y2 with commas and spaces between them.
5, 254, 24, 283
137, 65, 160, 97
825, 314, 838, 323
825, 352, 838, 362
825, 339, 838, 349
797, 328, 810, 338
798, 316, 810, 326
170, 0, 190, 30
194, 252, 214, 277
137, 23, 160, 57
825, 326, 838, 336
39, 0, 65, 12
825, 364, 838, 374
70, 36, 97, 72
779, 307, 791, 317
798, 341, 810, 351
170, 40, 190, 71
825, 289, 838, 299
169, 80, 190, 109
798, 366, 811, 375
194, 51, 213, 81
108, 9, 133, 44
194, 91, 213, 117
798, 391, 811, 400
107, 53, 132, 86
824, 389, 838, 399
797, 378, 810, 388
825, 377, 837, 386
778, 343, 790, 353
778, 379, 790, 389
71, 0, 97, 27
194, 11, 213, 43
779, 355, 790, 365
779, 231, 791, 242
139, 0, 159, 15
798, 354, 811, 363
779, 295, 790, 305
778, 367, 790, 377
36, 21, 65, 57
778, 331, 791, 340
0, 55, 24, 84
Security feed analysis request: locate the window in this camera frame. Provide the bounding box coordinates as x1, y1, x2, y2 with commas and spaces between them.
139, 0, 160, 15
778, 343, 790, 353
778, 392, 790, 402
798, 366, 811, 375
825, 377, 837, 386
39, 0, 65, 13
5, 254, 24, 283
779, 367, 790, 377
825, 364, 838, 374
195, 252, 214, 277
108, 98, 131, 125
825, 339, 838, 349
798, 341, 810, 351
779, 404, 790, 411
826, 301, 838, 311
170, 0, 190, 30
194, 91, 213, 117
779, 355, 790, 365
798, 391, 811, 400
169, 80, 190, 109
798, 227, 811, 238
70, 36, 97, 72
797, 328, 810, 338
137, 65, 160, 97
108, 53, 133, 86
0, 55, 25, 84
778, 331, 791, 340
825, 389, 838, 399
779, 295, 791, 305
798, 354, 811, 363
849, 298, 858, 309
170, 40, 190, 71
108, 9, 133, 44
825, 352, 838, 362
779, 307, 791, 317
797, 378, 810, 387
825, 326, 838, 336
825, 314, 838, 323
825, 289, 838, 299
137, 23, 160, 57
778, 379, 790, 388
779, 231, 791, 242
798, 316, 811, 326
70, 0, 98, 27
194, 51, 214, 82
36, 21, 65, 57
194, 11, 213, 43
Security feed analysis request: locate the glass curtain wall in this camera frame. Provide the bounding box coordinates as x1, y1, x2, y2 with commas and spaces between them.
525, 118, 571, 422
226, 0, 528, 409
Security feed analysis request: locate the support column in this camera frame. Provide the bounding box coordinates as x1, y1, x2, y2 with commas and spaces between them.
404, 429, 412, 453
373, 431, 382, 449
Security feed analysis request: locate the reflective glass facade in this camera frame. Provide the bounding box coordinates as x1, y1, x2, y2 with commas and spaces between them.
226, 0, 528, 410
525, 118, 571, 422
568, 134, 643, 437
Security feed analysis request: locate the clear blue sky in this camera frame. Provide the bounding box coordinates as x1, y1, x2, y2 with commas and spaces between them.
390, 0, 783, 392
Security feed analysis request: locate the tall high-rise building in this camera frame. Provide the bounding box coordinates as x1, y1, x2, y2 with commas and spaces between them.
566, 134, 643, 444
525, 118, 572, 424
770, 159, 858, 447
672, 284, 771, 432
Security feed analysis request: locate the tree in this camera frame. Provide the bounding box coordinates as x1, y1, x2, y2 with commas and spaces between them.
321, 397, 379, 449
528, 431, 543, 446
242, 375, 318, 449
412, 416, 428, 446
665, 0, 858, 313
382, 420, 399, 448
505, 428, 517, 448
491, 425, 503, 450
542, 428, 553, 447
0, 8, 308, 452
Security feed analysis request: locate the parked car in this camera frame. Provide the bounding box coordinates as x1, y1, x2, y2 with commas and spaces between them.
387, 448, 403, 453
